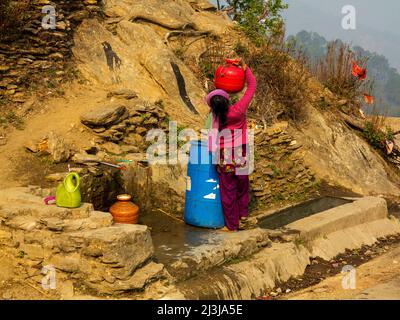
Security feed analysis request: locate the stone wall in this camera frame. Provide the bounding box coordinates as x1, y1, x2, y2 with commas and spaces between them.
0, 0, 101, 108
79, 91, 168, 153
0, 187, 168, 295
251, 122, 318, 212
118, 121, 318, 218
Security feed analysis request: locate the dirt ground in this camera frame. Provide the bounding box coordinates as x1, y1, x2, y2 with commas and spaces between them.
256, 233, 400, 300
282, 242, 400, 300
0, 82, 113, 189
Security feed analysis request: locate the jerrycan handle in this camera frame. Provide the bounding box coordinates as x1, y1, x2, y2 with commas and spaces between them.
63, 173, 80, 193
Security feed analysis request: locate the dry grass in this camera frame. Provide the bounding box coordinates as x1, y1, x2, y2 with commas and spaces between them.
197, 35, 237, 92
246, 41, 311, 125
198, 35, 311, 126
312, 41, 374, 109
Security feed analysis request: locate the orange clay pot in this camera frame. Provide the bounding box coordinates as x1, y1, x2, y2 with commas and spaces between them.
109, 194, 139, 224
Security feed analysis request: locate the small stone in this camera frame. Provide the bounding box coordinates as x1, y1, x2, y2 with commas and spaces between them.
49, 52, 64, 60
337, 99, 348, 106
285, 289, 291, 293
101, 142, 123, 155
120, 145, 139, 153
143, 117, 158, 125
45, 173, 67, 182
50, 254, 81, 273
0, 65, 10, 72
135, 127, 147, 135
129, 116, 143, 125
107, 89, 138, 100
56, 21, 67, 30
0, 136, 6, 146
72, 152, 100, 164
59, 280, 75, 299
2, 292, 12, 299
313, 287, 328, 293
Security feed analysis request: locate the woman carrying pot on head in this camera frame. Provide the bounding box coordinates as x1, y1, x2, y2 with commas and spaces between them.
206, 60, 257, 232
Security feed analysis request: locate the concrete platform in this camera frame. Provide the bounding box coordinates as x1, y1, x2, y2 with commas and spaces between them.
155, 197, 400, 300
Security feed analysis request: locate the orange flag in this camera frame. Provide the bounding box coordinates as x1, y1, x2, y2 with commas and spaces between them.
352, 61, 367, 80
363, 93, 374, 104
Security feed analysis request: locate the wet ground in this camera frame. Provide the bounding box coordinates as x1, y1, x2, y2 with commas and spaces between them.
140, 210, 222, 266
140, 196, 355, 266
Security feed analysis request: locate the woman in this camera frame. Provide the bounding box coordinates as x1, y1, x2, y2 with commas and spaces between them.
206, 61, 257, 231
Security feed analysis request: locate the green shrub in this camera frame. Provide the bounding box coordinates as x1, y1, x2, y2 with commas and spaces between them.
362, 121, 393, 150
226, 0, 288, 45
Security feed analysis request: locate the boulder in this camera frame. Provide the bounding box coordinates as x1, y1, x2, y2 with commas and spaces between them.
46, 132, 71, 163
79, 224, 154, 274
81, 104, 128, 128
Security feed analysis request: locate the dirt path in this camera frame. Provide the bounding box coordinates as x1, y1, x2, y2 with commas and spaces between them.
0, 82, 111, 188
282, 244, 400, 300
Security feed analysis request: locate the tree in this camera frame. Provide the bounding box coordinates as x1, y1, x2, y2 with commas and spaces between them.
225, 0, 288, 43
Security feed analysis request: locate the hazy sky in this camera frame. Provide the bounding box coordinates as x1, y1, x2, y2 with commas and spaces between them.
211, 0, 400, 70
283, 0, 400, 70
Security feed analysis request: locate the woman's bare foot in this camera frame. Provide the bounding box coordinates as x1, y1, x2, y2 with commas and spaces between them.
240, 217, 248, 221
219, 226, 237, 232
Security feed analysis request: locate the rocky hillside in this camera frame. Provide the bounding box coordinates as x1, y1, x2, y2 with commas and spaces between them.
0, 0, 399, 207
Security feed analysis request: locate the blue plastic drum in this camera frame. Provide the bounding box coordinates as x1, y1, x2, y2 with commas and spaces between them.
184, 140, 225, 229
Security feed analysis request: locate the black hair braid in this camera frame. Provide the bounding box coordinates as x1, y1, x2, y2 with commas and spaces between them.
210, 95, 230, 129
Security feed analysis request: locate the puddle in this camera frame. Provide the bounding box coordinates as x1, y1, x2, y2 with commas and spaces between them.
140, 211, 220, 265
258, 197, 353, 230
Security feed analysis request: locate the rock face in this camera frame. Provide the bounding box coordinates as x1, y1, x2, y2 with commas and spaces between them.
71, 1, 231, 126
0, 187, 168, 294
293, 104, 400, 196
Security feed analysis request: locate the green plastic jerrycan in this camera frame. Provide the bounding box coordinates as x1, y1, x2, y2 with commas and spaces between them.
56, 172, 82, 208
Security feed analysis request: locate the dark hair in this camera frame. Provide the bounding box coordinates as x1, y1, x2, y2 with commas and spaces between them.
210, 95, 230, 128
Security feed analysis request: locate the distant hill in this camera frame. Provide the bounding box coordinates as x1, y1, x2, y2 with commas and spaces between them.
283, 0, 400, 72
288, 30, 400, 117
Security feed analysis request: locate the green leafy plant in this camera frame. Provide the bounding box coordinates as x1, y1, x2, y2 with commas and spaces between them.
225, 0, 288, 44
362, 121, 394, 150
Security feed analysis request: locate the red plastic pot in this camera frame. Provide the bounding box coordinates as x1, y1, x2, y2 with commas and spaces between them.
214, 58, 246, 93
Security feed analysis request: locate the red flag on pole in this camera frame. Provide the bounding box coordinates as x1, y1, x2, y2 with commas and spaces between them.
363, 93, 375, 104
352, 61, 367, 80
